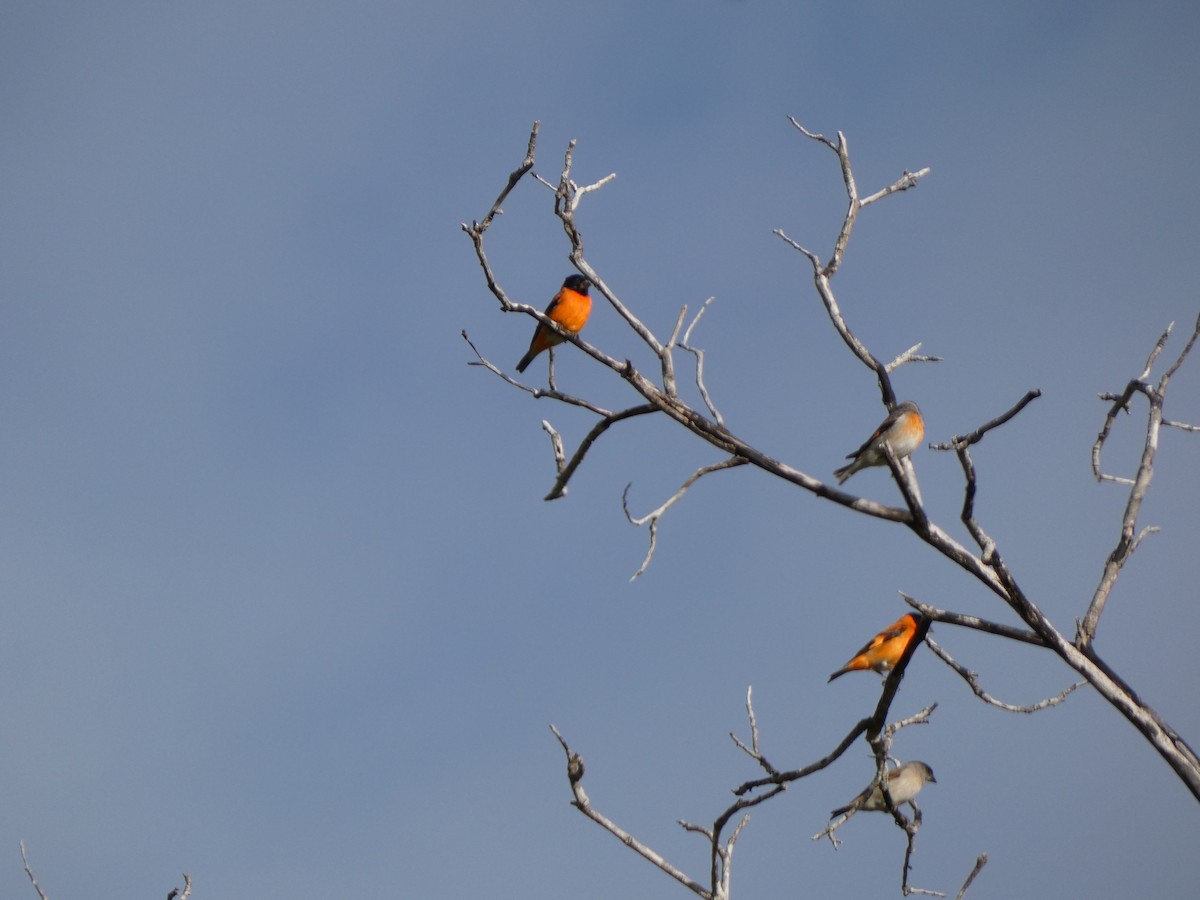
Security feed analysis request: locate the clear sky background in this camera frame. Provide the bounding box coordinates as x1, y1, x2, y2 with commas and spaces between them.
2, 2, 1198, 898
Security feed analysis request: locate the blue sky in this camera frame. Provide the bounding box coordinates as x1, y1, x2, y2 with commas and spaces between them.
2, 2, 1198, 897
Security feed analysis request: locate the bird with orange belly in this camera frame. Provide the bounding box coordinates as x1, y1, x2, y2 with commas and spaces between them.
833, 401, 924, 484
515, 274, 592, 373
828, 613, 923, 682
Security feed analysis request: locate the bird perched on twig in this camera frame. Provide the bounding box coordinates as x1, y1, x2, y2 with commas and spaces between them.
834, 401, 924, 484
830, 760, 937, 817
515, 274, 592, 373
828, 613, 924, 682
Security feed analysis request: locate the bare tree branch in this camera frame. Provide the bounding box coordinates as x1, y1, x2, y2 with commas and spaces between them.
774, 225, 903, 407
19, 841, 49, 900
461, 330, 615, 417
1162, 418, 1200, 432
929, 390, 1043, 453
167, 873, 193, 900
622, 457, 749, 580
463, 330, 662, 501
885, 342, 943, 373
899, 593, 1047, 647
785, 118, 930, 276
461, 122, 540, 308
675, 298, 725, 426
549, 724, 710, 898
542, 420, 566, 477
544, 405, 659, 501
925, 635, 1085, 712
900, 809, 943, 898
1080, 314, 1200, 647
956, 854, 989, 900
728, 685, 778, 776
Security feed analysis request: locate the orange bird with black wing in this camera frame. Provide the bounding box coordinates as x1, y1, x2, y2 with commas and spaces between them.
828, 613, 923, 682
515, 274, 592, 373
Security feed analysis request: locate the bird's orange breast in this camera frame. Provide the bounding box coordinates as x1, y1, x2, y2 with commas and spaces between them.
549, 288, 592, 334
894, 411, 925, 444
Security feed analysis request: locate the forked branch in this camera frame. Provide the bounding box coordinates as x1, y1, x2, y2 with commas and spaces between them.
1081, 315, 1200, 648
622, 457, 749, 580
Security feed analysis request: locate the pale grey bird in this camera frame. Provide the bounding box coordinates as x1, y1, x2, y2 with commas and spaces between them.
830, 760, 937, 817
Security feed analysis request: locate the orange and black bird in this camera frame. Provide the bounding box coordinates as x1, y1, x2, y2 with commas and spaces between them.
834, 401, 924, 484
515, 274, 592, 373
828, 613, 923, 682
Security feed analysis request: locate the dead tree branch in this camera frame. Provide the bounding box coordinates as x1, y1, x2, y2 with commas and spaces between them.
900, 593, 1046, 647
622, 457, 749, 580
925, 635, 1084, 713
544, 405, 659, 501
19, 841, 49, 900
549, 724, 719, 900
956, 854, 989, 900
675, 298, 725, 426
886, 342, 943, 373
1081, 314, 1200, 647
166, 874, 193, 900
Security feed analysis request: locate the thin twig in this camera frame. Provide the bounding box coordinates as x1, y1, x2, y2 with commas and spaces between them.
462, 122, 541, 307
884, 342, 942, 373
622, 457, 749, 579
167, 874, 194, 900
729, 685, 778, 776
861, 167, 932, 206
462, 330, 615, 417
549, 725, 709, 898
786, 117, 931, 275
677, 298, 725, 426
926, 635, 1084, 712
544, 405, 659, 501
542, 421, 566, 478
901, 817, 944, 898
20, 841, 49, 900
1080, 315, 1200, 647
1162, 418, 1200, 432
929, 390, 1042, 452
956, 854, 989, 900
933, 392, 1042, 568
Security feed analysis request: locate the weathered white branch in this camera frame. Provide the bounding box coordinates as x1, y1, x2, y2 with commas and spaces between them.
956, 854, 989, 900
925, 635, 1084, 713
167, 874, 194, 900
20, 841, 49, 900
1081, 315, 1200, 647
674, 298, 725, 425
544, 405, 659, 501
885, 341, 942, 373
622, 457, 749, 580
461, 330, 615, 416
549, 725, 709, 898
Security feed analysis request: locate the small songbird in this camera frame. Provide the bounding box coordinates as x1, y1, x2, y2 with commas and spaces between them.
830, 760, 937, 817
515, 274, 593, 373
834, 401, 924, 484
828, 613, 923, 682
